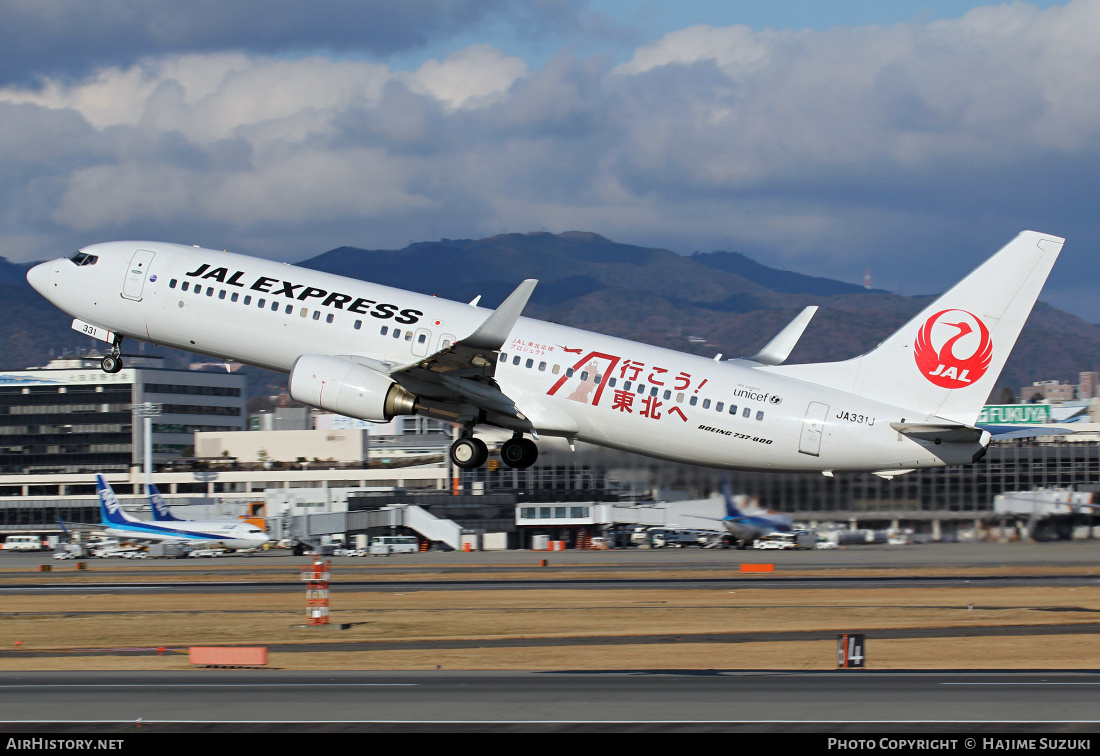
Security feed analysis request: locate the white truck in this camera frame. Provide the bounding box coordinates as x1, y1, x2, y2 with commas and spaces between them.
752, 531, 818, 550
4, 535, 45, 551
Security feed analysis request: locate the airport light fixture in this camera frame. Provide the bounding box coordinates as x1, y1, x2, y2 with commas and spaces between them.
131, 402, 163, 496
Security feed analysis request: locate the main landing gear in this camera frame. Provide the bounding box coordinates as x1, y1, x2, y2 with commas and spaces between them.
449, 432, 539, 470
101, 338, 123, 374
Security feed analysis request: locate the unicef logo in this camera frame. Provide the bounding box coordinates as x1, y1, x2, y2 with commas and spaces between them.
769, 395, 782, 405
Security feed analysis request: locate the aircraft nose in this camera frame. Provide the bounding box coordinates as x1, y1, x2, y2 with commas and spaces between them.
26, 261, 53, 295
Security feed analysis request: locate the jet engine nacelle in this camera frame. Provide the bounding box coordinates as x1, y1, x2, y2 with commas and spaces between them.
288, 354, 417, 422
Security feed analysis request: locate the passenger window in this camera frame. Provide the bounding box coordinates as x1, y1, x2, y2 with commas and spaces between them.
566, 368, 574, 377
650, 387, 658, 397
194, 285, 202, 294
271, 301, 278, 311
716, 402, 724, 413
393, 329, 401, 338
677, 393, 685, 403
664, 390, 671, 400
595, 375, 602, 384
231, 292, 239, 303
326, 314, 334, 324
499, 353, 507, 362
312, 311, 321, 320
538, 362, 546, 372
258, 298, 265, 307
756, 411, 764, 421
381, 326, 388, 336
702, 399, 711, 409
243, 295, 251, 305
169, 279, 177, 289
690, 396, 698, 406
284, 304, 292, 314
743, 407, 751, 418
301, 308, 308, 318
580, 371, 588, 381
418, 334, 426, 344
404, 331, 412, 341
218, 290, 226, 300
206, 287, 214, 296
526, 359, 534, 369
181, 281, 189, 291
552, 365, 560, 375
513, 355, 521, 365
623, 381, 631, 391
354, 320, 362, 330
729, 405, 737, 415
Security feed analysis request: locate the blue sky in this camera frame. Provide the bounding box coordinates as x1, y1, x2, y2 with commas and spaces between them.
1, 0, 1097, 323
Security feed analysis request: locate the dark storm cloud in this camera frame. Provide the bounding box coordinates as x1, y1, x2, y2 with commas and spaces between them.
0, 0, 583, 85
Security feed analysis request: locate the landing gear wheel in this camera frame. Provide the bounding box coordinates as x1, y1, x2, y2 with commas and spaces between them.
450, 437, 488, 469
101, 355, 123, 374
500, 437, 539, 468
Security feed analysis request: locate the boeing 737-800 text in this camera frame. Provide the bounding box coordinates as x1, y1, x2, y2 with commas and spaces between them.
26, 231, 1063, 476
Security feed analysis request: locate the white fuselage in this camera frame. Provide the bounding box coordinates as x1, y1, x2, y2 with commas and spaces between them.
103, 519, 269, 550
28, 241, 980, 474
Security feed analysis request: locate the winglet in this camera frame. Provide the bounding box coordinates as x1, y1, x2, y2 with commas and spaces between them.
462, 279, 537, 350
749, 306, 818, 365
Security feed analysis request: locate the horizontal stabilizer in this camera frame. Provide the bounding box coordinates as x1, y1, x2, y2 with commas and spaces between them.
749, 306, 818, 366
890, 422, 984, 444
978, 424, 1086, 440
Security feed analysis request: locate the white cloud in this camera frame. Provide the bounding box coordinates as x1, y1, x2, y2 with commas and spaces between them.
2, 2, 1100, 317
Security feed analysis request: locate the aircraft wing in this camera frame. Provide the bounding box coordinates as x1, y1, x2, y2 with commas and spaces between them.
362, 280, 539, 424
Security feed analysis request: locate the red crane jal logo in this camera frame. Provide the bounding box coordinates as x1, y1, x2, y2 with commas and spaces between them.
913, 309, 993, 389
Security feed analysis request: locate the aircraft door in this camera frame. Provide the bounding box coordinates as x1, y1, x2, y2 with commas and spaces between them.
799, 401, 830, 456
412, 328, 431, 357
122, 249, 156, 301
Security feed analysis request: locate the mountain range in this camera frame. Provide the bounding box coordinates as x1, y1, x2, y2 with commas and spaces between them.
7, 231, 1098, 400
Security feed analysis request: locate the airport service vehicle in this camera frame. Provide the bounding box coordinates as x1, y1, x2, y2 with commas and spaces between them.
27, 231, 1066, 476
370, 535, 419, 554
95, 476, 270, 551
752, 531, 817, 550
650, 528, 715, 548
3, 535, 44, 551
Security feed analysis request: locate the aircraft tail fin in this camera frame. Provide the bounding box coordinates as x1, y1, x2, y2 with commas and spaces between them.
761, 231, 1063, 425
721, 476, 744, 519
96, 475, 138, 526
148, 484, 182, 522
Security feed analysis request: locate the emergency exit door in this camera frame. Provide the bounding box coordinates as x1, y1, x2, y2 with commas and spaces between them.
799, 401, 830, 456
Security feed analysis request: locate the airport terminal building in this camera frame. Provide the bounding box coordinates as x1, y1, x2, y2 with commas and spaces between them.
0, 354, 1095, 543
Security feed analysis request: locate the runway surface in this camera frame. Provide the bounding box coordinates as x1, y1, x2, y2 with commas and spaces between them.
1, 541, 1098, 731
0, 670, 1097, 732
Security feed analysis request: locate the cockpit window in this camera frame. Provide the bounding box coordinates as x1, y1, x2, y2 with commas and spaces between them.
69, 252, 99, 266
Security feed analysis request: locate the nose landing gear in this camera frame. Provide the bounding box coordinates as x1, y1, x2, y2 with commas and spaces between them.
101, 338, 124, 374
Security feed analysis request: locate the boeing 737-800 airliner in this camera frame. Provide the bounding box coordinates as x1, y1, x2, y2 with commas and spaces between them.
26, 231, 1063, 476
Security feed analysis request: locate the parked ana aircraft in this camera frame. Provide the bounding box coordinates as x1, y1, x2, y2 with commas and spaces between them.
719, 485, 794, 548
97, 476, 270, 550
28, 231, 1063, 476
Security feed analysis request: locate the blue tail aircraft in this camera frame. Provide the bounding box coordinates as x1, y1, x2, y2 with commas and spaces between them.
97, 475, 269, 551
